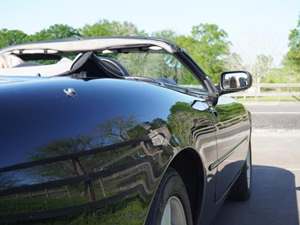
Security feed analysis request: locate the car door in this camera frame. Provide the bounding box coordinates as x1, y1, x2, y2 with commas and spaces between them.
214, 95, 251, 200
175, 50, 252, 203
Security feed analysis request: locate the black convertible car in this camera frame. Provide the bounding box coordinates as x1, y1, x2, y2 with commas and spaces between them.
0, 37, 252, 225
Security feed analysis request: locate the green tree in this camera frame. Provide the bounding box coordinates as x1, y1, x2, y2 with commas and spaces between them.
252, 54, 273, 83
175, 23, 231, 82
29, 24, 80, 41
262, 67, 300, 83
285, 16, 300, 72
0, 21, 232, 85
225, 52, 245, 71
0, 29, 28, 48
80, 19, 145, 37
153, 30, 177, 42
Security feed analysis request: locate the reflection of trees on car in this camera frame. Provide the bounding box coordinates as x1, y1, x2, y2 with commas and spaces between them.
0, 115, 176, 224
95, 116, 140, 144
31, 136, 93, 177
215, 101, 248, 130
168, 102, 215, 146
0, 174, 17, 191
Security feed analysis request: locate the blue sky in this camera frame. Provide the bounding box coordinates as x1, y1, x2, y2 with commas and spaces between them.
0, 0, 299, 65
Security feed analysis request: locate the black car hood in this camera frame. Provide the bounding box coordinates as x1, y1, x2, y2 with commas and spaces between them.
0, 76, 178, 168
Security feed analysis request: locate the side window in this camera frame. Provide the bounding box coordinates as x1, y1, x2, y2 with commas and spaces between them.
115, 52, 206, 92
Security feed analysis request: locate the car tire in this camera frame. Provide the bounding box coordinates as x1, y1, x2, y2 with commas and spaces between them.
146, 168, 193, 225
229, 142, 252, 201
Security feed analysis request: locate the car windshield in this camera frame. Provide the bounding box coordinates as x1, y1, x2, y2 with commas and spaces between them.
97, 51, 205, 90
110, 52, 199, 83
0, 48, 205, 91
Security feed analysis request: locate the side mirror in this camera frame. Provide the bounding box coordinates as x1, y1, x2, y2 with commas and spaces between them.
219, 71, 252, 95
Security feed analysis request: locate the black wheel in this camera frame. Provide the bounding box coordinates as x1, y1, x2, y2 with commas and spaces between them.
146, 168, 193, 225
229, 142, 252, 201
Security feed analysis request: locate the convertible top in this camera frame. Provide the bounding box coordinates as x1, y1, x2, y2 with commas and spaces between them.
0, 37, 181, 77
0, 37, 179, 56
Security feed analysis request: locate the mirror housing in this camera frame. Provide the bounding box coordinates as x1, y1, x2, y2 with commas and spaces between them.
219, 71, 252, 95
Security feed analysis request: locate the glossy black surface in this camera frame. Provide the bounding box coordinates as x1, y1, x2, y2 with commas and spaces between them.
0, 42, 251, 225
0, 77, 211, 224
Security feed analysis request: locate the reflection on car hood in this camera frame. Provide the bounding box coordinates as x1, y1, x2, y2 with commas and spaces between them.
0, 75, 40, 85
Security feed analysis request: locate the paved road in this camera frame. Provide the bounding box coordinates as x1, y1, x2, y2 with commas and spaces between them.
212, 103, 300, 225
246, 102, 300, 129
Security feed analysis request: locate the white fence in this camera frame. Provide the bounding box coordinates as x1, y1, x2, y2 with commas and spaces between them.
185, 83, 300, 100
230, 83, 300, 99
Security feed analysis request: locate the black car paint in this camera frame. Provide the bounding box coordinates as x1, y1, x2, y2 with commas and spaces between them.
0, 48, 251, 225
